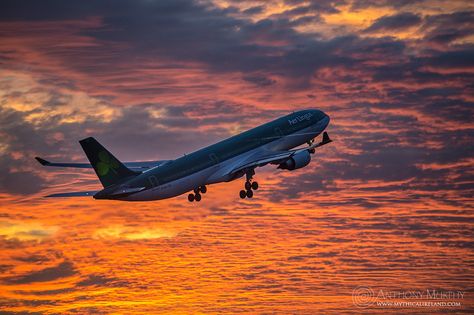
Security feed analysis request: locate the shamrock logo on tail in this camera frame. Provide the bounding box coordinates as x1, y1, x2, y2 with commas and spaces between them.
97, 151, 119, 176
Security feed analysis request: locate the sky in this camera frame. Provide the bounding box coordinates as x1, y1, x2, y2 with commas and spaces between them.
0, 0, 473, 313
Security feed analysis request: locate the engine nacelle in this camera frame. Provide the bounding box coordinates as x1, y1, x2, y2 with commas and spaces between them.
278, 150, 311, 170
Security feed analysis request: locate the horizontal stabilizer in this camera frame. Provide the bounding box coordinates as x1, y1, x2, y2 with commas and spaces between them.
35, 156, 168, 170
45, 191, 98, 198
35, 157, 91, 168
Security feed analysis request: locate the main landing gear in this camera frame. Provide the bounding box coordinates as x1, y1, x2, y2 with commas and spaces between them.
188, 185, 207, 202
307, 138, 316, 153
240, 170, 258, 199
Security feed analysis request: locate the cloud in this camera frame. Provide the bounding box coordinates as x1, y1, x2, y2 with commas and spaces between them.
0, 0, 407, 90
351, 0, 425, 10
93, 225, 177, 240
76, 274, 119, 287
0, 221, 58, 241
0, 169, 45, 195
13, 254, 52, 264
424, 48, 474, 69
364, 12, 422, 33
421, 11, 474, 44
242, 6, 265, 15
242, 74, 276, 86
3, 261, 75, 284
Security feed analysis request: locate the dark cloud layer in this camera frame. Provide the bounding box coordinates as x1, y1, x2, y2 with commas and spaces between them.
364, 12, 422, 32
0, 0, 424, 84
1, 0, 472, 95
3, 261, 75, 284
0, 109, 48, 195
422, 10, 474, 44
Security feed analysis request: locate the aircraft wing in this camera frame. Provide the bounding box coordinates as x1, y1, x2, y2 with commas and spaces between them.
229, 131, 332, 175
35, 157, 169, 171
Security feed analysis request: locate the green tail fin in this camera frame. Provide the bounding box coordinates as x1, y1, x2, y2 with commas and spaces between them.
79, 137, 138, 188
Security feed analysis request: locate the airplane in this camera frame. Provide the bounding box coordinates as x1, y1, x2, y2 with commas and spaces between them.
35, 109, 332, 202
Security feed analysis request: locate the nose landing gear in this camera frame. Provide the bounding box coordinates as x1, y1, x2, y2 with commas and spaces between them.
188, 185, 206, 202
240, 170, 258, 199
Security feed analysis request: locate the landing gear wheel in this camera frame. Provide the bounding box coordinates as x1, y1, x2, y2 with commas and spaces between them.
245, 181, 252, 191
195, 193, 202, 202
246, 189, 253, 198
200, 185, 207, 194
239, 190, 247, 199
251, 181, 258, 190
193, 188, 199, 194
188, 194, 195, 202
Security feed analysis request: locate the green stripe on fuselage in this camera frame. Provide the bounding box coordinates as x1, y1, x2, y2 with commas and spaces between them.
131, 109, 326, 188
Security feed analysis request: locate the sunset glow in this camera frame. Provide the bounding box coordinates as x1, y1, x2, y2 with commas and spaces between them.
0, 0, 473, 313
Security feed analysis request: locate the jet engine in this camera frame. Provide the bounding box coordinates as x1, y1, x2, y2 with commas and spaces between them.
278, 150, 311, 170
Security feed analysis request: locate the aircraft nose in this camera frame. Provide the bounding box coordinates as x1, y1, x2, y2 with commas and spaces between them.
324, 113, 330, 127
311, 109, 328, 120
313, 109, 330, 128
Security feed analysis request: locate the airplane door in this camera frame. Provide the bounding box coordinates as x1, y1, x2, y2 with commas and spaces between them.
148, 175, 159, 187
209, 152, 219, 164
274, 127, 283, 138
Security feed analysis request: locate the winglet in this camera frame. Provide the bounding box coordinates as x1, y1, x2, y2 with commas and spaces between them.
35, 157, 51, 166
308, 132, 332, 153
322, 131, 332, 144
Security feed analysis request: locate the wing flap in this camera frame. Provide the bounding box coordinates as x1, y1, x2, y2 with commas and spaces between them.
35, 157, 92, 168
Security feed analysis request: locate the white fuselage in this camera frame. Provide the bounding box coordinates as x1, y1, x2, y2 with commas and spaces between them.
121, 116, 329, 201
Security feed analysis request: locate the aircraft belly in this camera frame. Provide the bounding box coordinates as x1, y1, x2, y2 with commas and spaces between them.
121, 188, 155, 201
